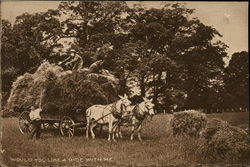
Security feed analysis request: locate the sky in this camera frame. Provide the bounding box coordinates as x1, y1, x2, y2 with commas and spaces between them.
1, 1, 248, 64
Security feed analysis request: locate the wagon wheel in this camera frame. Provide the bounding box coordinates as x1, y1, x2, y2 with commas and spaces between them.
19, 111, 32, 134
60, 116, 75, 137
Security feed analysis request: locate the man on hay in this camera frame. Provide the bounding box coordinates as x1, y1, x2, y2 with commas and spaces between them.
58, 49, 104, 74
58, 50, 84, 71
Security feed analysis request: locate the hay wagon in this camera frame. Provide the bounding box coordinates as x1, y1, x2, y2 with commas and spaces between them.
18, 109, 87, 137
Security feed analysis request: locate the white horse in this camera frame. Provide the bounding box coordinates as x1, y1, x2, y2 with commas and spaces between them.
116, 98, 155, 142
85, 94, 131, 141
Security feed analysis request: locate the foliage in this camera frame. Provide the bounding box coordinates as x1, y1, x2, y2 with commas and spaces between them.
1, 10, 63, 105
224, 51, 249, 108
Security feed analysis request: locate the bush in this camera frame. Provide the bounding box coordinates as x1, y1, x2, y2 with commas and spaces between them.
170, 110, 207, 137
201, 118, 250, 162
5, 61, 118, 117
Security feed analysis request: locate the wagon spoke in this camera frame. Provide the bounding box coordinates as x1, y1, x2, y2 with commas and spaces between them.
69, 127, 74, 131
69, 130, 74, 137
53, 123, 59, 128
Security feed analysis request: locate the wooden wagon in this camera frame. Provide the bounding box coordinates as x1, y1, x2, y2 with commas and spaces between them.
18, 109, 87, 137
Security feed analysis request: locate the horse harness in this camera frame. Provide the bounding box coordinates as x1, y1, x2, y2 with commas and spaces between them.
132, 105, 147, 121
120, 104, 147, 124
110, 102, 126, 119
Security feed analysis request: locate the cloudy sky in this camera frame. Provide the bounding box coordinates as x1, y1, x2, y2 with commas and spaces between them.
1, 1, 248, 64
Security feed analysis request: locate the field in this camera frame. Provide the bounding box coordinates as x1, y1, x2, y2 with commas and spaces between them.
1, 112, 249, 167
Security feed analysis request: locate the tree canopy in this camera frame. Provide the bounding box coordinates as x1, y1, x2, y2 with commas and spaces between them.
1, 2, 248, 111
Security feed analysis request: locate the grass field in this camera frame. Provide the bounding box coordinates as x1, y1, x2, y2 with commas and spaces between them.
1, 112, 249, 167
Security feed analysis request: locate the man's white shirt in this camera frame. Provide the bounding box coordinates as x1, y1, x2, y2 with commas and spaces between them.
29, 108, 42, 121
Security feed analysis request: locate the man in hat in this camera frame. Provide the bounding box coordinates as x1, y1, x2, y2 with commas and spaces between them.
59, 50, 83, 71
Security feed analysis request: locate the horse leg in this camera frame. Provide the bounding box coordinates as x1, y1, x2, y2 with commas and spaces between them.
116, 125, 122, 138
112, 122, 118, 142
108, 122, 112, 141
130, 119, 136, 141
115, 125, 119, 138
86, 118, 89, 139
130, 125, 135, 141
118, 126, 123, 138
137, 123, 142, 142
115, 121, 122, 139
90, 123, 96, 139
99, 125, 103, 134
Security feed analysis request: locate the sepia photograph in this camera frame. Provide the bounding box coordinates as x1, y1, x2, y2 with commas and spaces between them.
0, 1, 249, 166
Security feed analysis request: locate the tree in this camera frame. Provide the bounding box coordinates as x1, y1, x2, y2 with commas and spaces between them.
1, 20, 20, 105
125, 3, 227, 110
13, 11, 63, 72
224, 51, 249, 108
1, 10, 63, 105
48, 2, 128, 67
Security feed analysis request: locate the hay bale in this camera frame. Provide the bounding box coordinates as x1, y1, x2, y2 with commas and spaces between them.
6, 62, 62, 113
201, 118, 250, 162
202, 118, 228, 140
5, 61, 118, 116
170, 110, 207, 137
7, 73, 34, 112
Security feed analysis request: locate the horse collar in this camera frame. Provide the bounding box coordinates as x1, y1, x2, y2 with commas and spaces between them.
111, 102, 122, 119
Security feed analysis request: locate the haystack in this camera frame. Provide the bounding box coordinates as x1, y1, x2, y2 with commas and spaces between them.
201, 118, 250, 162
170, 110, 207, 137
5, 61, 118, 116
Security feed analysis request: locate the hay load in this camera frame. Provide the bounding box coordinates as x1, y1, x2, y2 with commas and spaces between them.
6, 61, 118, 116
201, 118, 250, 162
170, 110, 207, 137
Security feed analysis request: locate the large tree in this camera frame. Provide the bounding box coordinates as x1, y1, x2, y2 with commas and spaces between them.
124, 3, 228, 110
224, 51, 249, 108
